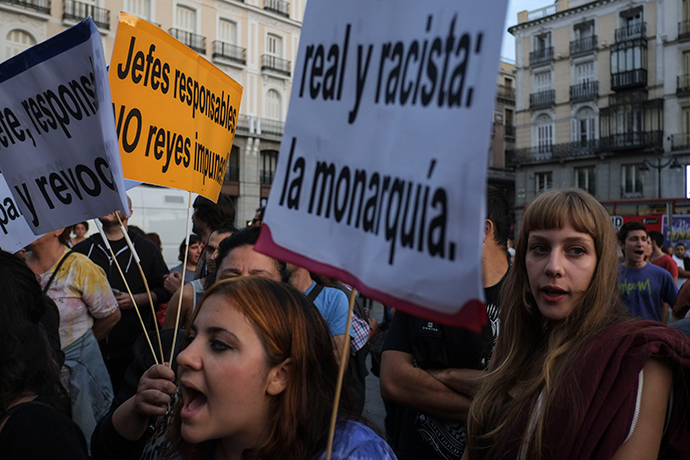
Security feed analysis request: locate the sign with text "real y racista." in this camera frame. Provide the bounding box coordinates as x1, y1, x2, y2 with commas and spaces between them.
256, 0, 508, 328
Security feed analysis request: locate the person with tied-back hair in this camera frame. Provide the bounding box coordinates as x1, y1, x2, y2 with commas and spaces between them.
0, 250, 89, 459
462, 189, 690, 460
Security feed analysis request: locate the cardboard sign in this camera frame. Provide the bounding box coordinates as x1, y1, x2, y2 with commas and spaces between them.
0, 173, 42, 253
0, 19, 129, 234
109, 13, 243, 202
256, 0, 508, 328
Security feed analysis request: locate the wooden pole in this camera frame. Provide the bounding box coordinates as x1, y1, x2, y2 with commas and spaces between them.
325, 287, 356, 460
170, 191, 194, 364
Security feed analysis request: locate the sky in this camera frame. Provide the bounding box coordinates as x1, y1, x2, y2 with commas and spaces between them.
501, 0, 554, 61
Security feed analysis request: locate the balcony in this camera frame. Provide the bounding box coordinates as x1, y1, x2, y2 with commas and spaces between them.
611, 69, 647, 90
570, 35, 597, 57
260, 118, 284, 137
507, 140, 601, 165
225, 166, 240, 182
678, 75, 690, 97
527, 4, 556, 20
530, 89, 555, 109
262, 54, 291, 77
169, 29, 206, 54
570, 81, 598, 102
601, 131, 662, 151
264, 0, 289, 18
680, 21, 690, 41
260, 170, 275, 185
505, 125, 516, 139
615, 22, 646, 42
530, 46, 554, 66
496, 84, 515, 101
0, 0, 50, 14
63, 0, 109, 30
671, 133, 690, 151
213, 41, 246, 65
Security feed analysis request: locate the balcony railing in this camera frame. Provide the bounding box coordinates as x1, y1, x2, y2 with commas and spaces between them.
601, 130, 662, 150
260, 170, 275, 185
507, 133, 662, 166
611, 69, 647, 90
615, 22, 646, 42
213, 41, 246, 65
260, 118, 284, 137
169, 29, 206, 54
496, 84, 515, 101
264, 0, 289, 18
529, 46, 554, 66
671, 133, 690, 151
262, 54, 291, 76
225, 166, 240, 182
63, 0, 110, 29
678, 75, 690, 96
570, 35, 597, 56
680, 20, 690, 42
0, 0, 50, 14
570, 81, 599, 102
527, 4, 556, 20
530, 89, 555, 109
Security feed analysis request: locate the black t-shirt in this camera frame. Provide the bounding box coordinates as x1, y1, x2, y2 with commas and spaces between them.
0, 401, 88, 460
383, 275, 506, 460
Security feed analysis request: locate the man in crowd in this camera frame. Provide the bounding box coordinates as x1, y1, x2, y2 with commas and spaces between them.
618, 222, 676, 323
73, 196, 171, 393
163, 223, 236, 330
191, 193, 235, 279
379, 186, 511, 460
673, 242, 690, 288
648, 231, 678, 284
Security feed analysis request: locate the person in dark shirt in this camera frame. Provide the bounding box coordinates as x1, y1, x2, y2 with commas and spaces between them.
0, 250, 88, 460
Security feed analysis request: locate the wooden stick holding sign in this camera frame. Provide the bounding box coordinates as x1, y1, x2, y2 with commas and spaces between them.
116, 213, 165, 365
325, 287, 356, 460
94, 219, 159, 365
170, 191, 194, 364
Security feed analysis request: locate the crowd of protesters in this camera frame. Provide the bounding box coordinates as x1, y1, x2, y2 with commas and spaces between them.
2, 187, 690, 460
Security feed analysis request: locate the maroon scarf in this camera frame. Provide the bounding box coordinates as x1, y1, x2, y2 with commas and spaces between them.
499, 321, 690, 459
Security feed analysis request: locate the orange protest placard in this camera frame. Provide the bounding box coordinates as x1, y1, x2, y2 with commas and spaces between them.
110, 13, 243, 201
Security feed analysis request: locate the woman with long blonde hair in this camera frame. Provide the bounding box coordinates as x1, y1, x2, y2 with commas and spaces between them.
464, 189, 690, 460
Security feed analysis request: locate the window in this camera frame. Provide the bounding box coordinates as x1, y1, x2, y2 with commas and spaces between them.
574, 21, 594, 40
622, 164, 643, 195
575, 62, 594, 84
265, 89, 281, 120
683, 107, 690, 136
534, 71, 552, 92
124, 0, 151, 20
684, 50, 690, 77
535, 114, 553, 153
219, 19, 237, 45
575, 166, 596, 195
261, 150, 278, 184
504, 77, 513, 88
266, 34, 282, 58
225, 145, 240, 182
685, 0, 690, 22
611, 42, 646, 74
534, 33, 551, 51
505, 109, 514, 128
176, 5, 196, 33
6, 30, 35, 59
536, 172, 552, 193
571, 107, 597, 144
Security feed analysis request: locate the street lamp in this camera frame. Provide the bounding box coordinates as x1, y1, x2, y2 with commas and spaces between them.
639, 157, 683, 198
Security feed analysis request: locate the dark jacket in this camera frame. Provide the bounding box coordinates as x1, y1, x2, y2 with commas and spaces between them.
73, 231, 170, 360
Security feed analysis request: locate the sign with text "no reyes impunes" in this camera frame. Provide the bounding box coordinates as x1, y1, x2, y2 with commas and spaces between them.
109, 13, 243, 202
0, 18, 129, 235
256, 0, 508, 328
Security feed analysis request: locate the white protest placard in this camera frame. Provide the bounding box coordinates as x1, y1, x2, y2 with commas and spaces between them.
0, 18, 128, 235
0, 172, 42, 253
256, 0, 507, 328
